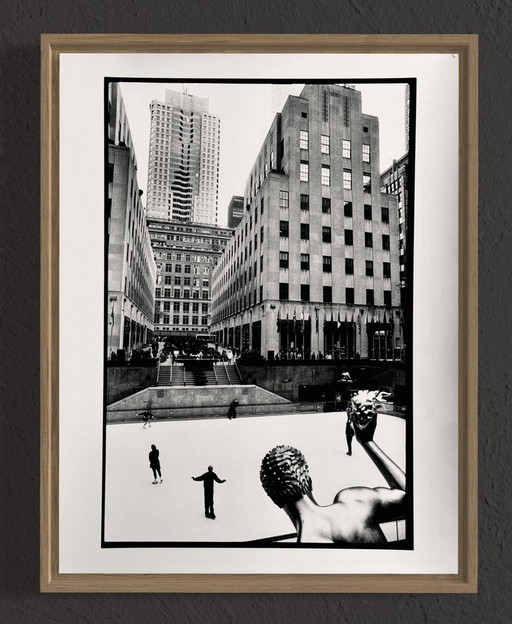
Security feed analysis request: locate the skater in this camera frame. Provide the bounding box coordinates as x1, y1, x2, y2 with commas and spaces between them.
192, 465, 226, 519
345, 414, 354, 455
227, 399, 238, 420
149, 444, 163, 484
260, 390, 405, 544
139, 409, 152, 428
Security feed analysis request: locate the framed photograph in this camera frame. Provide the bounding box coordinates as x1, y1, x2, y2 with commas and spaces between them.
41, 34, 477, 592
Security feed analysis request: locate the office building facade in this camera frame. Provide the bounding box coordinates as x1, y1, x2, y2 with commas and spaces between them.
227, 195, 244, 229
148, 218, 232, 338
107, 83, 156, 359
210, 83, 402, 360
146, 89, 220, 225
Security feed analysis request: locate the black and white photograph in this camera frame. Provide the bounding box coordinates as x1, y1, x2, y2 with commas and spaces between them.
104, 78, 414, 547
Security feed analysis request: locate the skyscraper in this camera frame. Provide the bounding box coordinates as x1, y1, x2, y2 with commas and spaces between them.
146, 89, 220, 225
211, 84, 402, 360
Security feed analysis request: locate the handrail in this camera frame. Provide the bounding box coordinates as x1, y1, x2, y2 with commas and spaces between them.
233, 361, 243, 383
212, 366, 219, 385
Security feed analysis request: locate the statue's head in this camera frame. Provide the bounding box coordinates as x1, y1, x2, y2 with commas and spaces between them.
208, 465, 213, 472
260, 445, 312, 508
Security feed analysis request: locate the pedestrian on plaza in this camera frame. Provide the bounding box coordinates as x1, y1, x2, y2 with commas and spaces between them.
228, 399, 239, 420
345, 414, 355, 455
192, 465, 226, 519
149, 444, 163, 484
139, 408, 153, 428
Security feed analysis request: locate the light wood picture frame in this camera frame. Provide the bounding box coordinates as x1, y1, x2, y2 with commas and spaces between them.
41, 34, 477, 592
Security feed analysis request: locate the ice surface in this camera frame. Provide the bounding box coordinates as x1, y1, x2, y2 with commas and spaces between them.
105, 411, 405, 543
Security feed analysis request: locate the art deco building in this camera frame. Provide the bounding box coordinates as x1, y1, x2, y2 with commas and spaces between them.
380, 153, 409, 291
146, 89, 220, 225
107, 83, 156, 359
227, 195, 244, 229
148, 218, 232, 338
210, 83, 402, 360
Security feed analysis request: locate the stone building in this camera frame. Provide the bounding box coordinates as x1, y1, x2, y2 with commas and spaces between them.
146, 89, 220, 225
210, 83, 403, 360
106, 83, 156, 359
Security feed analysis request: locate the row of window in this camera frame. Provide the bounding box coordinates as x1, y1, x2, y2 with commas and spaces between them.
278, 252, 391, 277
278, 282, 392, 306
297, 163, 370, 189
279, 221, 391, 249
156, 315, 209, 326
295, 196, 389, 222
298, 132, 370, 162
155, 302, 209, 313
155, 288, 209, 300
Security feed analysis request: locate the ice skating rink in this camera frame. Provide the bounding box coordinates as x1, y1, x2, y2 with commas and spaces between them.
104, 411, 406, 543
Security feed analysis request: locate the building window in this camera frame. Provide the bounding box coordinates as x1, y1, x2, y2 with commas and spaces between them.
381, 207, 389, 223
260, 225, 264, 243
261, 197, 265, 214
183, 289, 190, 299
323, 255, 332, 272
384, 290, 392, 306
363, 126, 369, 133
279, 190, 289, 209
260, 284, 263, 301
362, 144, 370, 162
346, 287, 354, 305
366, 289, 374, 306
345, 229, 353, 246
342, 139, 351, 159
300, 253, 310, 270
165, 263, 172, 272
202, 316, 208, 325
183, 303, 189, 313
300, 161, 309, 182
173, 288, 180, 298
193, 303, 199, 313
260, 254, 264, 272
301, 111, 308, 119
175, 264, 182, 273
192, 316, 198, 325
182, 316, 189, 325
300, 223, 309, 240
279, 282, 289, 300
344, 201, 353, 217
322, 226, 332, 243
174, 302, 180, 312
175, 276, 182, 286
382, 234, 390, 250
301, 284, 310, 301
343, 169, 352, 190
300, 130, 309, 150
202, 290, 209, 299
279, 220, 289, 237
365, 232, 373, 248
300, 194, 309, 211
279, 251, 289, 268
323, 286, 332, 303
164, 276, 172, 285
173, 315, 180, 324
321, 165, 330, 186
321, 134, 330, 154
364, 204, 372, 220
183, 277, 190, 286
383, 262, 391, 278
321, 197, 331, 213
366, 260, 374, 276
155, 288, 161, 297
363, 173, 371, 192
345, 258, 354, 274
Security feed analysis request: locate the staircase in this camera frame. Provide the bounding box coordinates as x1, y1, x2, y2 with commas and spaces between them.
157, 365, 172, 386
225, 364, 242, 384
214, 365, 230, 385
171, 366, 185, 386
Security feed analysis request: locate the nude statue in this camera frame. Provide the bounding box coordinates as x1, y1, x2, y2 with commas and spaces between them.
259, 390, 406, 544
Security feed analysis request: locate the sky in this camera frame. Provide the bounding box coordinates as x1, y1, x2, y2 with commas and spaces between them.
119, 81, 408, 228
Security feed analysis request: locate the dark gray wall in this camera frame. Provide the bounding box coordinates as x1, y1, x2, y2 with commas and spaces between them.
0, 1, 506, 621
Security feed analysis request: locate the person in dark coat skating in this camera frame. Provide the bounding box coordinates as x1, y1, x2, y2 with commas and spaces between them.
192, 465, 226, 519
149, 444, 163, 484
